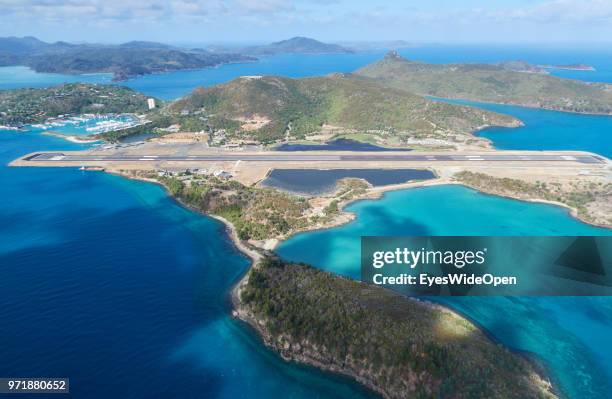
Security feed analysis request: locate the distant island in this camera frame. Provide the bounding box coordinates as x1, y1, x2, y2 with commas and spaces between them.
0, 36, 254, 81
338, 40, 414, 51
356, 51, 612, 115
540, 63, 596, 71
496, 61, 596, 74
216, 36, 353, 56
0, 36, 354, 81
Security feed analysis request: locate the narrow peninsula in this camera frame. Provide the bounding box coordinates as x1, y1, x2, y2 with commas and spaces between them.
356, 52, 612, 115
234, 257, 556, 399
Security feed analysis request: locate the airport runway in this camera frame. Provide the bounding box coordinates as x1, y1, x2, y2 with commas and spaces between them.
23, 152, 607, 164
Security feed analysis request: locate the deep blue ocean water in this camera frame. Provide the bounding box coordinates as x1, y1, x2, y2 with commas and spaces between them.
3, 44, 611, 98
436, 98, 612, 159
0, 66, 111, 89
0, 131, 374, 398
1, 46, 612, 398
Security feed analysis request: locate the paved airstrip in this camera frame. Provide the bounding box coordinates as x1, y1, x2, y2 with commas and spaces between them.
20, 152, 608, 164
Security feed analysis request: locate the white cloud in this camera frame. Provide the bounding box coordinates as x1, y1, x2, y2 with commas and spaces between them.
467, 0, 610, 25
1, 0, 611, 42
234, 0, 293, 13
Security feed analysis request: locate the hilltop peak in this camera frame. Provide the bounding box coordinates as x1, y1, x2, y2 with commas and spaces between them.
244, 37, 352, 55
384, 50, 404, 60
277, 36, 317, 43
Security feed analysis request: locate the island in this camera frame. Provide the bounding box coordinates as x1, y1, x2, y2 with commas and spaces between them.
356, 51, 612, 115
6, 54, 612, 397
540, 64, 596, 71
212, 36, 354, 56
0, 37, 255, 81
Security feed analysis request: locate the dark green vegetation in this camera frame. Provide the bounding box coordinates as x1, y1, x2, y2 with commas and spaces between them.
0, 37, 254, 81
170, 74, 519, 145
356, 52, 612, 114
0, 83, 152, 125
240, 258, 556, 399
156, 173, 311, 240
454, 171, 612, 226
139, 172, 373, 240
26, 47, 252, 81
239, 36, 353, 56
1, 72, 518, 146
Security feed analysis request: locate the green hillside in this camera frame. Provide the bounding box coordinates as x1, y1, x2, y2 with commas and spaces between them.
240, 258, 556, 399
356, 52, 612, 115
27, 48, 253, 81
170, 74, 519, 145
242, 36, 353, 55
0, 37, 255, 81
0, 83, 154, 125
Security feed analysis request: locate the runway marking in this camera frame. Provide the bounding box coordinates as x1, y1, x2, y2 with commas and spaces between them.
20, 152, 607, 165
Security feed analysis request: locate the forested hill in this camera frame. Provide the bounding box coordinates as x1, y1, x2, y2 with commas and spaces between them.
0, 37, 254, 81
356, 51, 612, 115
238, 258, 557, 399
240, 37, 353, 55
169, 74, 519, 145
0, 84, 153, 125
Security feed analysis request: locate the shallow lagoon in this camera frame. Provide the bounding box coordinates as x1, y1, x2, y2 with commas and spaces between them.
277, 185, 612, 398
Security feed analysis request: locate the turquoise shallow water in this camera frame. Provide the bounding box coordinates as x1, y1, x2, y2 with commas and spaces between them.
437, 98, 612, 159
0, 66, 111, 89
277, 185, 612, 399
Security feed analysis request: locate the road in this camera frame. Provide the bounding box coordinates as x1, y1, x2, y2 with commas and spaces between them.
22, 152, 607, 164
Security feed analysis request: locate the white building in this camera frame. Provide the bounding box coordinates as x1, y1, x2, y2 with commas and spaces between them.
147, 98, 156, 110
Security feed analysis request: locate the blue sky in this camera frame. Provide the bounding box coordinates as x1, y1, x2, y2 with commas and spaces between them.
1, 0, 612, 44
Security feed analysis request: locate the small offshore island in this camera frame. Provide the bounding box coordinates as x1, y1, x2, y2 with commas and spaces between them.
6, 50, 612, 398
